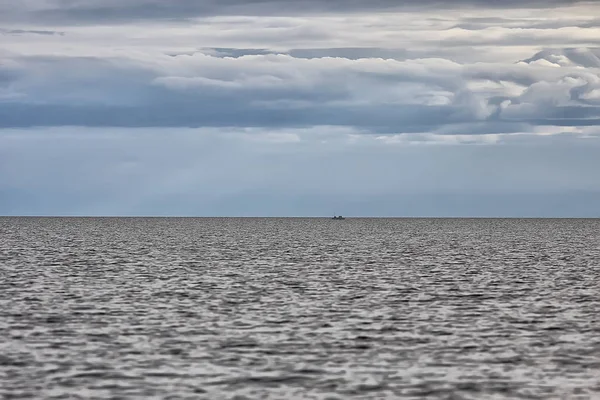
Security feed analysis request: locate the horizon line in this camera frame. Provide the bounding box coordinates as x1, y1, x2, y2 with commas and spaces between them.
1, 215, 599, 219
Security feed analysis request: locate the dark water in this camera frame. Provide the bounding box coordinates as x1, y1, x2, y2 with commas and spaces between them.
1, 217, 599, 399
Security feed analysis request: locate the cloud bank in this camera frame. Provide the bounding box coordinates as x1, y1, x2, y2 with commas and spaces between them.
1, 0, 600, 215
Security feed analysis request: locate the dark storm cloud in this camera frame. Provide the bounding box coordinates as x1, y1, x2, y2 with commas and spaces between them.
0, 0, 591, 24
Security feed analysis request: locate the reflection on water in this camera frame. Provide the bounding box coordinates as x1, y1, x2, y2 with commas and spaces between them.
1, 217, 599, 399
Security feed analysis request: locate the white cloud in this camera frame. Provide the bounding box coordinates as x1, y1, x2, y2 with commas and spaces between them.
4, 45, 600, 133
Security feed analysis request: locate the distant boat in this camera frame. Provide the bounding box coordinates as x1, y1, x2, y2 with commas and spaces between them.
332, 215, 345, 220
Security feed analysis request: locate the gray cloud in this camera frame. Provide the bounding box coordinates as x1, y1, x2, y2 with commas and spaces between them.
0, 28, 64, 36
2, 47, 600, 133
1, 0, 592, 25
522, 48, 600, 68
206, 47, 445, 62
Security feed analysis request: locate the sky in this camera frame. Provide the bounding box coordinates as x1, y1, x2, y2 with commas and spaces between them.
1, 0, 600, 217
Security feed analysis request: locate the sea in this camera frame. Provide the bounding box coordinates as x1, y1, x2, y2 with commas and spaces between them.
1, 217, 599, 399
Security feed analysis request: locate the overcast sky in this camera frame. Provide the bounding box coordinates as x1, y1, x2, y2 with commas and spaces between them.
1, 0, 600, 216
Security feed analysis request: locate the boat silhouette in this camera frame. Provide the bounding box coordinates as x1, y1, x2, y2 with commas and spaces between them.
332, 215, 345, 220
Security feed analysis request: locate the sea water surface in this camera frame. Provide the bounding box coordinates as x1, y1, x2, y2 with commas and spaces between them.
1, 217, 599, 399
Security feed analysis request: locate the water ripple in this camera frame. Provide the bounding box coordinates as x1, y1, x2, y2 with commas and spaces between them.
1, 217, 599, 399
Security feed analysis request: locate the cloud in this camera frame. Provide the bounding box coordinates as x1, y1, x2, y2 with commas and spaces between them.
4, 5, 600, 62
2, 0, 600, 216
0, 28, 64, 36
1, 126, 599, 216
1, 0, 593, 25
2, 47, 600, 133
